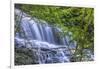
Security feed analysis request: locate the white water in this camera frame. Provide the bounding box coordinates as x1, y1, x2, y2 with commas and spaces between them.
15, 9, 77, 64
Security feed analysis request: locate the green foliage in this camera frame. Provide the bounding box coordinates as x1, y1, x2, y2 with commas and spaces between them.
15, 4, 94, 61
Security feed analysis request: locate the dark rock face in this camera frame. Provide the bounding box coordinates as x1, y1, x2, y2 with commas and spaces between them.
15, 47, 39, 65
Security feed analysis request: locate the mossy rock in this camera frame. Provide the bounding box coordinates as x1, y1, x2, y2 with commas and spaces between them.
15, 47, 39, 65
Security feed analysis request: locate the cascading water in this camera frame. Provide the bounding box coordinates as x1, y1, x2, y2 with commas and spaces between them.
15, 9, 77, 64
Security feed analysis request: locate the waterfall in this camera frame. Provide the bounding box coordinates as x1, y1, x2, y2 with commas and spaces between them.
15, 9, 77, 64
